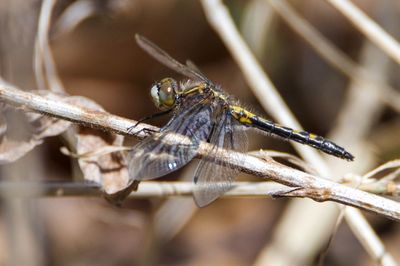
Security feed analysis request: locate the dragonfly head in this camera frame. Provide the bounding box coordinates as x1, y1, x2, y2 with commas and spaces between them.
151, 78, 178, 110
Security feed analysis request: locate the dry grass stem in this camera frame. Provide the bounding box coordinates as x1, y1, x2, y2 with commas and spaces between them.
0, 81, 399, 221
0, 79, 157, 138
326, 0, 400, 65
200, 0, 329, 171
268, 0, 400, 113
199, 0, 396, 264
35, 0, 64, 93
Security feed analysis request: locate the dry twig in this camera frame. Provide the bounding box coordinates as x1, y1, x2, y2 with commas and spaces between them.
0, 82, 399, 221
326, 0, 400, 65
199, 0, 397, 264
268, 0, 400, 113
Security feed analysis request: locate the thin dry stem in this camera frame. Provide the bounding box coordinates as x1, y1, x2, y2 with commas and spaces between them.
0, 82, 400, 221
240, 0, 273, 58
0, 79, 157, 138
200, 0, 329, 172
199, 0, 395, 264
52, 0, 98, 38
35, 0, 64, 93
326, 0, 400, 66
268, 0, 400, 113
0, 181, 291, 198
267, 1, 397, 264
326, 22, 393, 264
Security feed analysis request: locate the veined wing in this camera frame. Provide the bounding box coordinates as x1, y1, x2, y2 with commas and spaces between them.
185, 60, 208, 78
193, 106, 248, 207
136, 34, 210, 83
127, 95, 213, 181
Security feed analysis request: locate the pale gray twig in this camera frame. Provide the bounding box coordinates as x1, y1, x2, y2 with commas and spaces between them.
240, 0, 273, 58
0, 181, 291, 198
0, 79, 157, 138
0, 82, 399, 221
199, 0, 395, 264
268, 0, 400, 113
35, 0, 64, 93
323, 7, 395, 263
200, 0, 330, 173
326, 0, 400, 65
52, 0, 98, 38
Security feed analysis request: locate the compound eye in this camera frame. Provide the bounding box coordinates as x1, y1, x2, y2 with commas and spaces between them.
152, 78, 177, 110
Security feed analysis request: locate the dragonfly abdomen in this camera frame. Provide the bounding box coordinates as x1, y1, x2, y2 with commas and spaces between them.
229, 106, 354, 161
251, 116, 354, 161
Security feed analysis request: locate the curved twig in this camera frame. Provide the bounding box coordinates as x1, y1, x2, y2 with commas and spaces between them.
0, 82, 399, 221
326, 0, 400, 65
199, 1, 395, 264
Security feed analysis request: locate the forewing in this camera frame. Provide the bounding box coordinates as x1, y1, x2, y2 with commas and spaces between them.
185, 60, 210, 81
193, 108, 248, 207
136, 34, 209, 83
127, 98, 213, 181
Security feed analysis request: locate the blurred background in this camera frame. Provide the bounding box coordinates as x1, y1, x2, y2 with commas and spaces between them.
0, 0, 399, 265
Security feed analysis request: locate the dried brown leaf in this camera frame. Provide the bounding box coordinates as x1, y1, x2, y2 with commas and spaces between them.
0, 137, 41, 164
33, 117, 71, 139
24, 110, 72, 139
60, 145, 131, 160
70, 97, 130, 195
1, 90, 133, 198
0, 91, 74, 164
76, 128, 131, 195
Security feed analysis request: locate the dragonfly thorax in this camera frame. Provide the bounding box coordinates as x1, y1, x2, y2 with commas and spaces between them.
151, 77, 178, 110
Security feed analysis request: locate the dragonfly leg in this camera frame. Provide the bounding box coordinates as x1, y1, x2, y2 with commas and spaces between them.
129, 127, 158, 138
127, 109, 173, 133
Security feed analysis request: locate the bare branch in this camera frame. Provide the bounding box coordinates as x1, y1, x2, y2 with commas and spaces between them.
0, 82, 399, 220
326, 0, 400, 65
268, 0, 400, 113
200, 0, 329, 171
0, 181, 291, 198
0, 79, 157, 138
35, 0, 65, 93
199, 0, 396, 264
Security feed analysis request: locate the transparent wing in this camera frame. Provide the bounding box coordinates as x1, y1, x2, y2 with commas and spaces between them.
193, 107, 248, 207
136, 34, 211, 83
185, 60, 208, 78
127, 96, 213, 181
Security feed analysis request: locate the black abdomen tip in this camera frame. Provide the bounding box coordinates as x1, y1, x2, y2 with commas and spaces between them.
320, 139, 354, 161
342, 151, 355, 161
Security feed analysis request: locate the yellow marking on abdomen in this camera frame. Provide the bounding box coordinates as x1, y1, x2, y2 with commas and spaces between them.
230, 105, 256, 125
293, 129, 315, 139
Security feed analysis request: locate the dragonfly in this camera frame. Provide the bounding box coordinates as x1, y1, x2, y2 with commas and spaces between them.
127, 34, 354, 207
